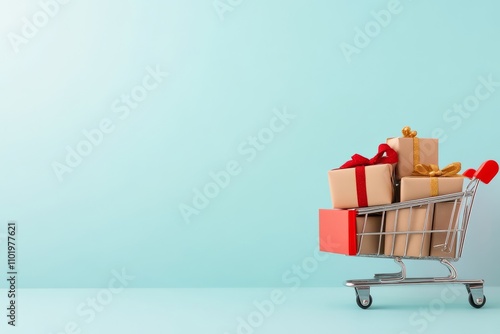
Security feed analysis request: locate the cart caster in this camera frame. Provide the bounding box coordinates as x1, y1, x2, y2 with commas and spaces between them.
356, 294, 372, 309
355, 287, 372, 309
465, 283, 486, 309
468, 294, 486, 309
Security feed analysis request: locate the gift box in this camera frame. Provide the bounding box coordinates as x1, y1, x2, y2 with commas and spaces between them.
430, 202, 461, 258
319, 209, 383, 255
392, 162, 464, 257
400, 176, 464, 201
384, 207, 433, 257
328, 144, 397, 209
387, 126, 438, 179
356, 215, 384, 255
319, 209, 357, 255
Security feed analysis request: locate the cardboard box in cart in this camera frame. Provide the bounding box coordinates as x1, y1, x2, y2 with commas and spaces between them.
384, 207, 433, 257
399, 165, 464, 258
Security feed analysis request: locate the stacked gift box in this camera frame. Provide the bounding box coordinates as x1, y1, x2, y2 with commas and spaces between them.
322, 126, 463, 258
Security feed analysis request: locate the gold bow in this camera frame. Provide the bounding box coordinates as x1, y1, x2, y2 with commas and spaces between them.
413, 163, 461, 177
413, 162, 461, 196
402, 126, 417, 138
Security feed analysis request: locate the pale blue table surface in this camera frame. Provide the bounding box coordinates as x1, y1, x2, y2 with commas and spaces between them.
2, 287, 499, 334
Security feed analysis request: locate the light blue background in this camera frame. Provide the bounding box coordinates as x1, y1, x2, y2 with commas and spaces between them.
1, 0, 499, 288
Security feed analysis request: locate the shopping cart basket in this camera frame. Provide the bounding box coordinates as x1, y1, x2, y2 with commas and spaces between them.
319, 160, 499, 309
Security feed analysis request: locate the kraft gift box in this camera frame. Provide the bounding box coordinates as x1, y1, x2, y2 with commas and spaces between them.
396, 174, 464, 258
356, 215, 384, 255
328, 164, 394, 209
384, 207, 433, 257
430, 202, 461, 258
400, 176, 464, 202
387, 130, 438, 179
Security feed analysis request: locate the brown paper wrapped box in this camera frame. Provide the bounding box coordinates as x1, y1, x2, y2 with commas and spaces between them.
384, 207, 433, 257
430, 202, 461, 258
356, 215, 384, 255
386, 137, 438, 179
328, 164, 393, 209
402, 176, 464, 256
400, 176, 464, 202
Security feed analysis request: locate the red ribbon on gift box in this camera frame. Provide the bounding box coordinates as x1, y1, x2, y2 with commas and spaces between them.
338, 144, 398, 207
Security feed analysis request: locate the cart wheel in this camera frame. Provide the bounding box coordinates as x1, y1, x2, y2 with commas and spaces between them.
468, 293, 486, 309
356, 295, 373, 309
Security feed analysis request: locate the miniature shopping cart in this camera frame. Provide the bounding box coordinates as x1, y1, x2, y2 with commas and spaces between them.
319, 160, 499, 309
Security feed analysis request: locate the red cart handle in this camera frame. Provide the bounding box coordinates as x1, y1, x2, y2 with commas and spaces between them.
462, 160, 499, 184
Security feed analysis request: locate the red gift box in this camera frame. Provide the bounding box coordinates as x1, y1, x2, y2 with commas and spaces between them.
319, 209, 357, 255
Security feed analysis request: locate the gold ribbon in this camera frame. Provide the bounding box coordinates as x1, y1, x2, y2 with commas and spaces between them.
402, 126, 420, 170
412, 162, 462, 196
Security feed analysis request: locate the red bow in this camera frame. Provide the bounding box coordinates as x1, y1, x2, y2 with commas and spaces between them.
337, 144, 397, 207
339, 144, 398, 169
